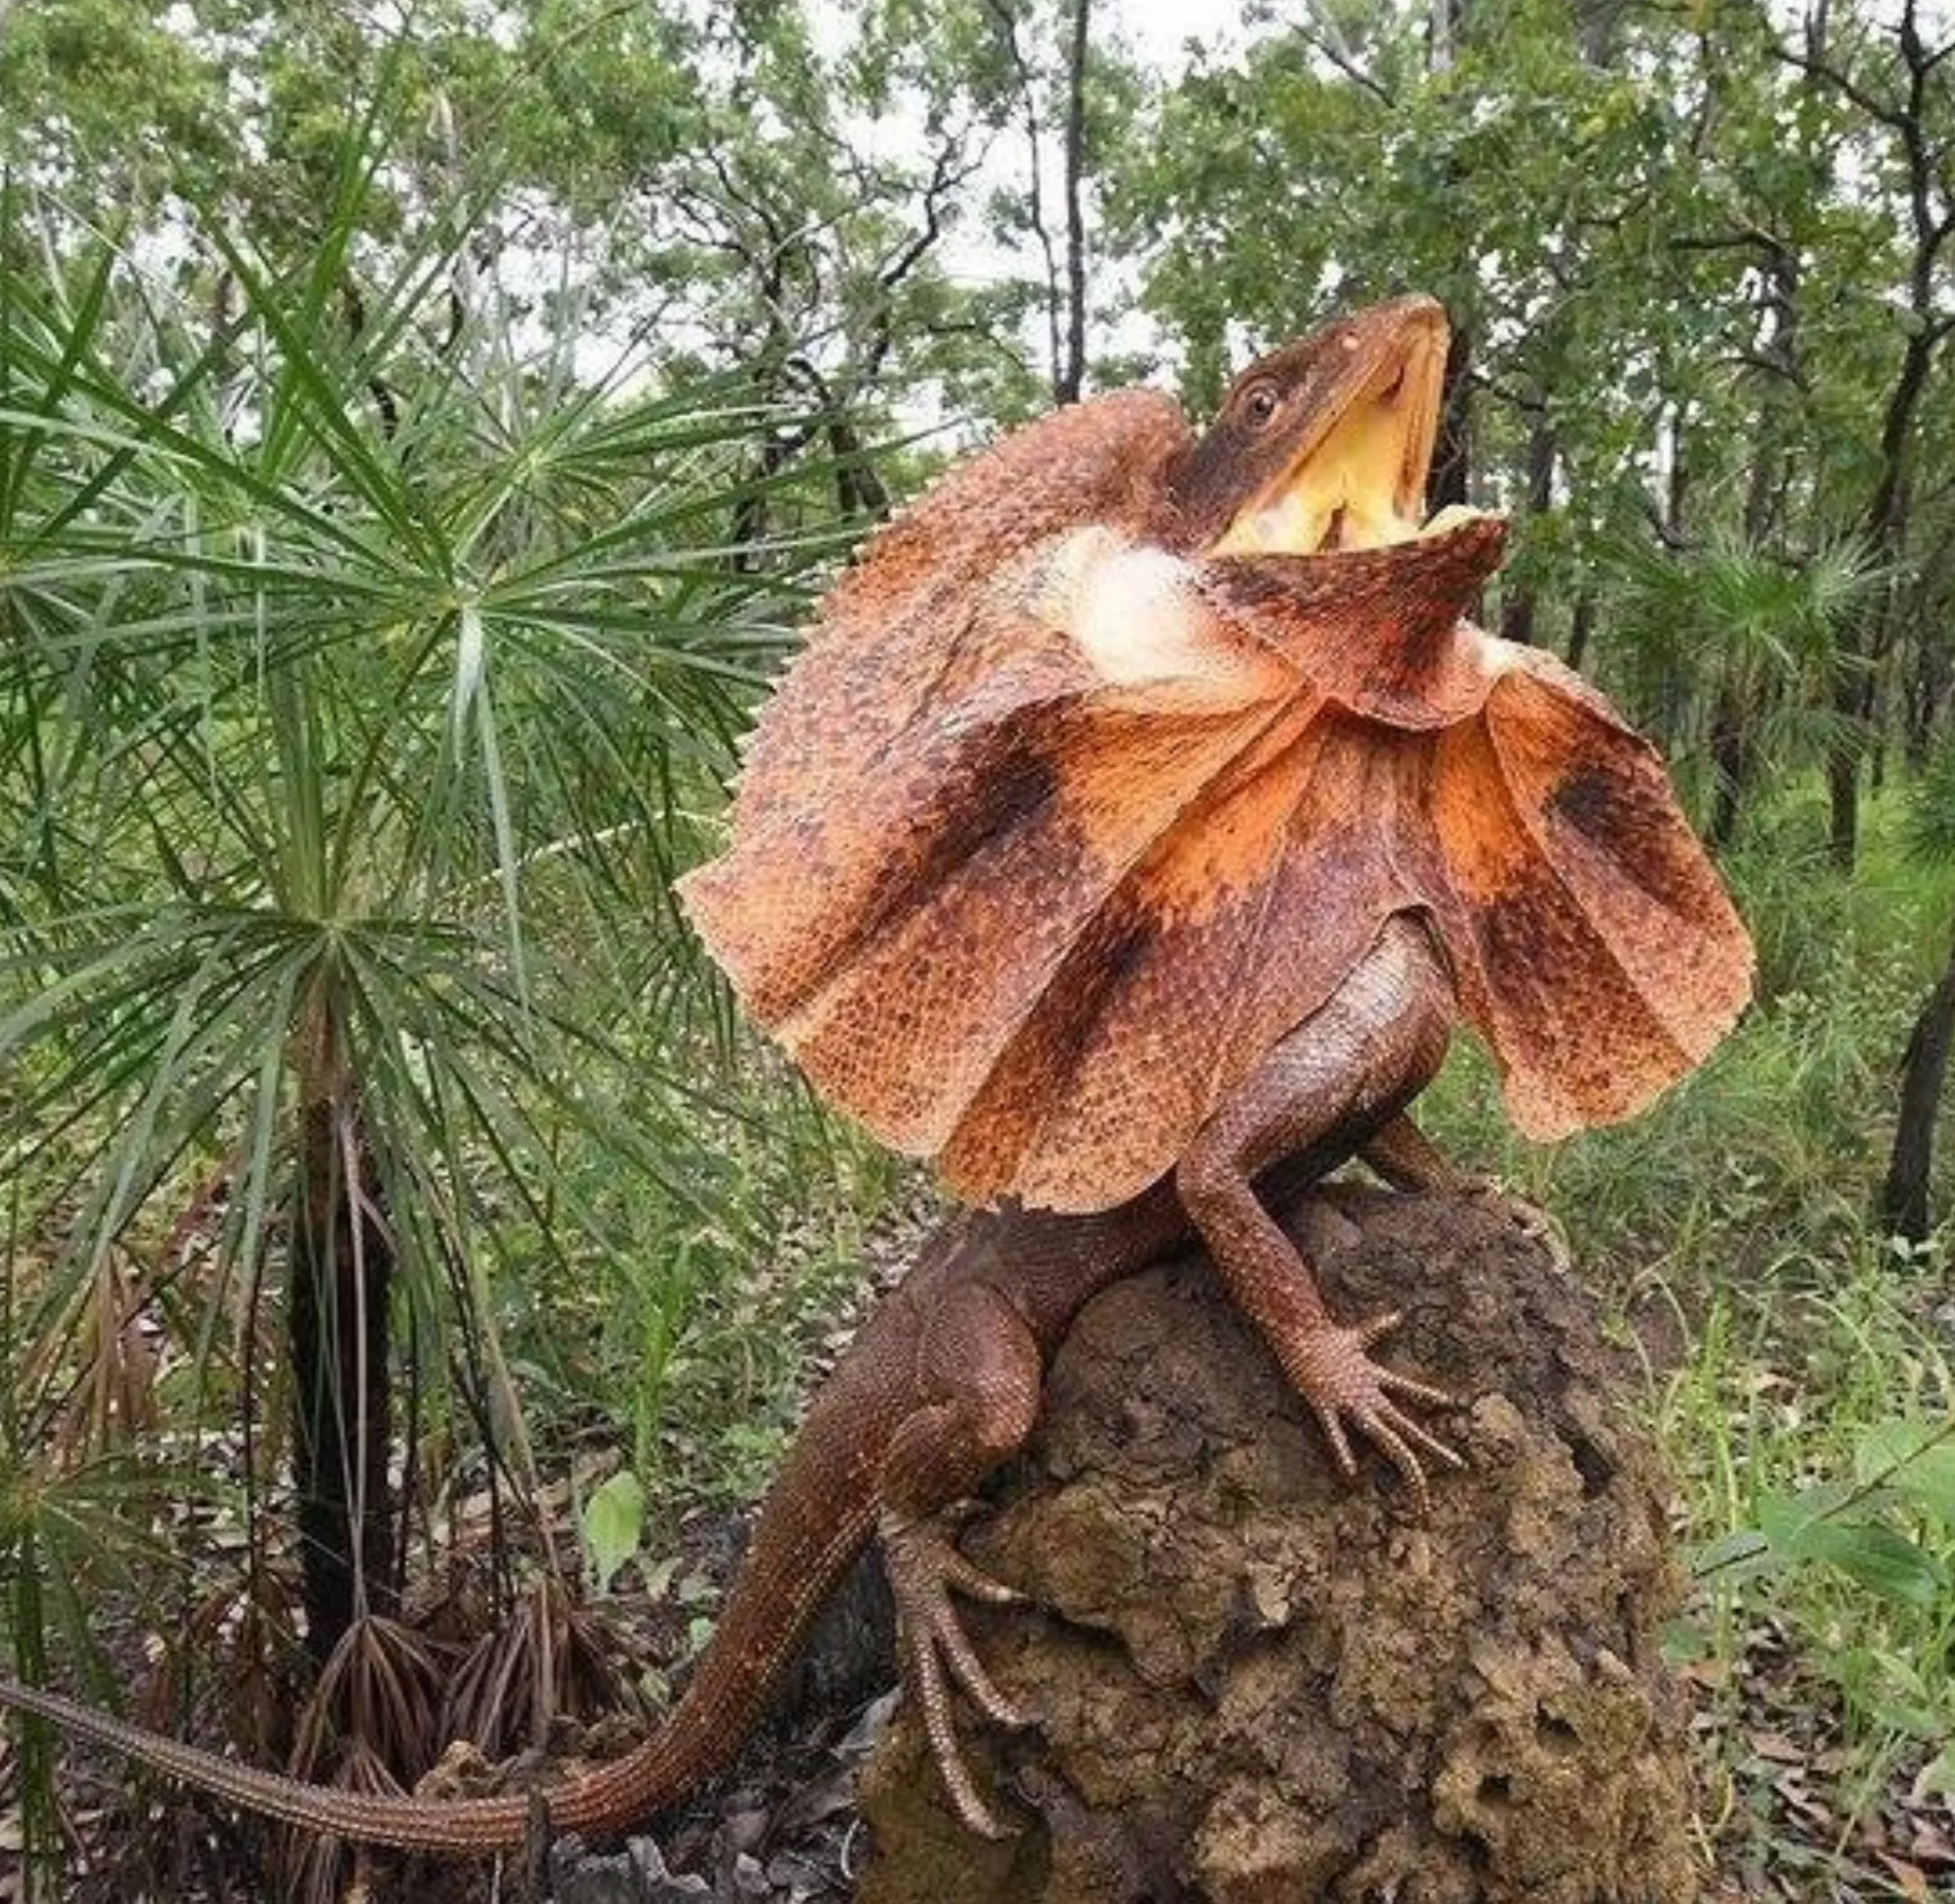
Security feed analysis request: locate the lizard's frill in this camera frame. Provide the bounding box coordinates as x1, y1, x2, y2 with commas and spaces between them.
679, 416, 1752, 1213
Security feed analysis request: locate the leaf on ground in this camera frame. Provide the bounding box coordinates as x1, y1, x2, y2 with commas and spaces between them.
1876, 1853, 1932, 1901
582, 1468, 646, 1595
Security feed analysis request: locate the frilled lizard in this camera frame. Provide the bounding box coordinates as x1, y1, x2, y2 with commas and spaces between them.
0, 296, 1752, 1854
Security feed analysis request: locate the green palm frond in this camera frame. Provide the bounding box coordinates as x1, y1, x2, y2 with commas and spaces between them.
0, 117, 872, 1818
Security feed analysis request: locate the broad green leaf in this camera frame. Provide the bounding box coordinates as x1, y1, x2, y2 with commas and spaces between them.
582, 1469, 646, 1597
1854, 1421, 1955, 1524
1690, 1527, 1779, 1584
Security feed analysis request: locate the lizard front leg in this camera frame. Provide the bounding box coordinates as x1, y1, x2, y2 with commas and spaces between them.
1177, 913, 1462, 1506
1363, 1113, 1570, 1269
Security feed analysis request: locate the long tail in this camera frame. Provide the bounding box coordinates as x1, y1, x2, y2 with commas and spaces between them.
0, 1437, 884, 1855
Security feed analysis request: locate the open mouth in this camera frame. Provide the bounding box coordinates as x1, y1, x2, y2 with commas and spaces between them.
1210, 321, 1490, 558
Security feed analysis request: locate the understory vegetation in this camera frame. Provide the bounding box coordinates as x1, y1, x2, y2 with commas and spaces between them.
1424, 814, 1955, 1897
4, 3, 1955, 1901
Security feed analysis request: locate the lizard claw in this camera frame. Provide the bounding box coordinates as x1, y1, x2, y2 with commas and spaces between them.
879, 1505, 1032, 1838
1278, 1311, 1462, 1514
1463, 1177, 1571, 1272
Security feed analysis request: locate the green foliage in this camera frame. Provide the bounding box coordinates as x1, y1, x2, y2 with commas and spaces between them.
1905, 735, 1955, 867
0, 109, 868, 1873
1666, 1253, 1955, 1816
5, 2, 1955, 1892
581, 1469, 647, 1596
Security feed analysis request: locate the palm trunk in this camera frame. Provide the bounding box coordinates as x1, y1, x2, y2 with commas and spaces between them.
289, 999, 396, 1662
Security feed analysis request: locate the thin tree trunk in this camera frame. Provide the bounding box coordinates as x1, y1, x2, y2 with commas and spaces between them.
1056, 0, 1091, 405
1831, 328, 1935, 870
1905, 637, 1944, 767
1498, 409, 1555, 645
1821, 86, 1946, 871
1881, 924, 1955, 1241
1432, 323, 1472, 511
731, 430, 789, 571
1427, 0, 1472, 512
1664, 404, 1692, 541
984, 0, 1065, 400
828, 414, 890, 521
290, 1003, 396, 1663
1708, 679, 1753, 851
1565, 590, 1595, 671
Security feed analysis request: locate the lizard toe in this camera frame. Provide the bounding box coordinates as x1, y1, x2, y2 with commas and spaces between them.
1280, 1314, 1460, 1511
881, 1505, 1034, 1833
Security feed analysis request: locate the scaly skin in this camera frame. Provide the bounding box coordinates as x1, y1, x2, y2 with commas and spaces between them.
0, 916, 1461, 1852
2, 294, 1740, 1850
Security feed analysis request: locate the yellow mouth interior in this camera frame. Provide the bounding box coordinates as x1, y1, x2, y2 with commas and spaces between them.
1211, 341, 1484, 558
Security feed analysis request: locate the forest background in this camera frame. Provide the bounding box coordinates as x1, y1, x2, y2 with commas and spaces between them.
2, 1, 1954, 1899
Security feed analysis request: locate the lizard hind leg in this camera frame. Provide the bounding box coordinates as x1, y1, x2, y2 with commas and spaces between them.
1178, 913, 1464, 1508
876, 1280, 1045, 1838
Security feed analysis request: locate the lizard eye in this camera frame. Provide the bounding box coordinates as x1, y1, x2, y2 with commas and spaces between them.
1239, 381, 1281, 428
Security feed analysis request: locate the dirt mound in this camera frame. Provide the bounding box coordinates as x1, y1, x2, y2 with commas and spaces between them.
858, 1189, 1697, 1904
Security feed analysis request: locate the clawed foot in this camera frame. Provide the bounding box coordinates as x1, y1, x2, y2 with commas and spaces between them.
1462, 1176, 1572, 1271
1278, 1311, 1462, 1512
879, 1502, 1033, 1838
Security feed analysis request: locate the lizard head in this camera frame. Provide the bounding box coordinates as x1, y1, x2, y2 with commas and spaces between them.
1169, 296, 1499, 572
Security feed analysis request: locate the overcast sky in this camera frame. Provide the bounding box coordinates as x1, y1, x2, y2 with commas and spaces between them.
1107, 0, 1256, 66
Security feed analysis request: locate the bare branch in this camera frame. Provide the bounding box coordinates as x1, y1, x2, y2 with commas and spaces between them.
984, 0, 1066, 395
1299, 7, 1397, 107
1772, 37, 1903, 129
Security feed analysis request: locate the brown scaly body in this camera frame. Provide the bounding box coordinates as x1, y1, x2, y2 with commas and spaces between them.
0, 297, 1752, 1853
0, 921, 1456, 1851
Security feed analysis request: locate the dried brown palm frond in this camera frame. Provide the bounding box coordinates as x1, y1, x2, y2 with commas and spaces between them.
442, 1571, 635, 1766
279, 1614, 460, 1904
142, 1576, 306, 1772
279, 1734, 414, 1904
290, 1614, 455, 1789
34, 1251, 160, 1462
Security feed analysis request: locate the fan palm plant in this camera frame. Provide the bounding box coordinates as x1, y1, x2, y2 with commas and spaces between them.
0, 134, 848, 1879
1598, 529, 1883, 849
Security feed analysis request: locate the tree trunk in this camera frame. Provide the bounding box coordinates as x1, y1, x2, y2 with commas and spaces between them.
1880, 924, 1955, 1242
1564, 590, 1595, 671
1708, 679, 1754, 851
1055, 0, 1091, 405
1904, 635, 1945, 768
1429, 322, 1473, 512
289, 1006, 396, 1663
1831, 326, 1939, 871
1498, 409, 1555, 646
829, 413, 891, 521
